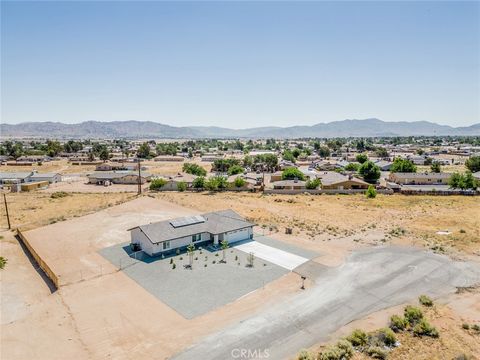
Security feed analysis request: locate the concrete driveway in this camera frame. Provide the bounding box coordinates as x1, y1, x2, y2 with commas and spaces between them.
235, 241, 309, 270
172, 246, 480, 360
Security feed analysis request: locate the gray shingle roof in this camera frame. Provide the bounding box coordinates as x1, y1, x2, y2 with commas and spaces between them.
131, 209, 254, 244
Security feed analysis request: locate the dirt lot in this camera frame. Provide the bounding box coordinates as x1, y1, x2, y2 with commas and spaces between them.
156, 192, 480, 258
1, 190, 479, 359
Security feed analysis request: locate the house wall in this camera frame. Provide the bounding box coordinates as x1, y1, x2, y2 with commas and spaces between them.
131, 229, 211, 256
225, 227, 252, 243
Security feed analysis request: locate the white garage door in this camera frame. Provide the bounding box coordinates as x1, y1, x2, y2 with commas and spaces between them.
235, 241, 309, 270
227, 228, 249, 243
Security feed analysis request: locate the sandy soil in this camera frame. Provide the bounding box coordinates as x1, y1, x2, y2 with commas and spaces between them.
1, 190, 479, 359
156, 192, 480, 258
1, 197, 308, 360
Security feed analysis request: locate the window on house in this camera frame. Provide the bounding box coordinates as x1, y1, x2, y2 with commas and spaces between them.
192, 234, 201, 242
163, 241, 170, 250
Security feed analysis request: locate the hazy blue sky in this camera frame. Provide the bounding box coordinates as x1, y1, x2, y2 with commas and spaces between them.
1, 1, 479, 128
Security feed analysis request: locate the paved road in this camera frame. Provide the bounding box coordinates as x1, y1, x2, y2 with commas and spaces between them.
172, 246, 480, 360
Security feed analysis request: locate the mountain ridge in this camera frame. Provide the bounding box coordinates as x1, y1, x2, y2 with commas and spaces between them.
1, 118, 478, 139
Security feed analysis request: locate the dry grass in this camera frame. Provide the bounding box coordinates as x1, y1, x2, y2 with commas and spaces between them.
155, 192, 480, 256
0, 191, 135, 231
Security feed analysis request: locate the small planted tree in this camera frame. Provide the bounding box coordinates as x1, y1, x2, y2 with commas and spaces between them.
220, 240, 229, 263
187, 243, 195, 269
247, 252, 255, 267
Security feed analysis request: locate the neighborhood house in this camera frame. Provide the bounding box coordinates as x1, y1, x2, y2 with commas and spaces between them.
129, 209, 255, 256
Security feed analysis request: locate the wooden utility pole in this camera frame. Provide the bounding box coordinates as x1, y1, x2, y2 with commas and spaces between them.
3, 193, 11, 230
137, 159, 142, 195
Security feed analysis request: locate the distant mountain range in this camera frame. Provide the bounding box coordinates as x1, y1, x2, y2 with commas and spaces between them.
1, 119, 478, 139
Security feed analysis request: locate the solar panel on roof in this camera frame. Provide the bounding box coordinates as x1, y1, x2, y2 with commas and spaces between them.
170, 215, 205, 228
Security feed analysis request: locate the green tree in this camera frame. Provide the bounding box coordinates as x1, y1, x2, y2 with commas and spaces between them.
183, 163, 207, 176
176, 181, 187, 192
465, 156, 480, 172
366, 185, 377, 198
192, 176, 205, 189
344, 163, 360, 171
99, 148, 110, 161
390, 158, 417, 173
318, 146, 330, 158
375, 147, 389, 158
305, 178, 321, 189
356, 153, 368, 164
282, 150, 296, 163
227, 164, 244, 176
430, 162, 441, 173
359, 161, 381, 183
281, 168, 305, 180
150, 178, 167, 190
137, 142, 152, 159
234, 176, 246, 188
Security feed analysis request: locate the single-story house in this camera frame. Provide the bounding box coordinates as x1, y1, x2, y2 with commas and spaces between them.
156, 173, 197, 190
27, 172, 62, 184
317, 171, 370, 190
154, 155, 184, 162
129, 209, 255, 256
374, 160, 393, 171
95, 162, 138, 171
87, 171, 152, 185
21, 181, 49, 192
0, 172, 34, 184
388, 172, 451, 185
272, 179, 306, 190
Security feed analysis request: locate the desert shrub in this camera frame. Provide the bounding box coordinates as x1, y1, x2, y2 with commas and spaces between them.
377, 328, 396, 346
172, 263, 176, 270
389, 314, 407, 332
318, 340, 353, 360
418, 295, 433, 307
0, 256, 7, 270
366, 184, 377, 198
404, 305, 423, 325
462, 323, 470, 330
176, 181, 187, 192
413, 319, 439, 337
454, 354, 472, 360
50, 191, 68, 199
346, 329, 368, 347
335, 340, 353, 358
297, 349, 313, 360
150, 178, 167, 190
366, 346, 388, 359
472, 324, 480, 332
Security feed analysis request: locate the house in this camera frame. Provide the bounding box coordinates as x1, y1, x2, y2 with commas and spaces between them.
129, 209, 255, 256
27, 172, 62, 184
87, 171, 152, 185
317, 171, 370, 190
154, 155, 185, 162
21, 181, 49, 192
374, 160, 393, 171
272, 179, 306, 190
0, 172, 34, 184
157, 173, 197, 190
95, 162, 138, 171
388, 172, 451, 185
